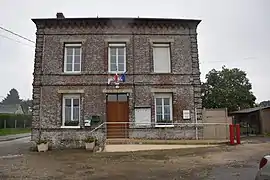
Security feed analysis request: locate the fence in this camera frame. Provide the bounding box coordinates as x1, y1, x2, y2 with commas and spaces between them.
0, 114, 32, 129
99, 122, 230, 140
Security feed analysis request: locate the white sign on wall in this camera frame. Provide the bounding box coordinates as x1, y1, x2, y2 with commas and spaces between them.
135, 108, 151, 127
183, 110, 191, 120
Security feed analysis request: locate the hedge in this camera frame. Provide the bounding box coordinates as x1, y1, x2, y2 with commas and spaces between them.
0, 114, 32, 128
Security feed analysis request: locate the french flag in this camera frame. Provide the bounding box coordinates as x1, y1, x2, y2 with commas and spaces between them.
107, 76, 114, 84
114, 73, 118, 82
119, 72, 126, 82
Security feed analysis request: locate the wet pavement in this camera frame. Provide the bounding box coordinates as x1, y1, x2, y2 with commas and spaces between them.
0, 136, 31, 157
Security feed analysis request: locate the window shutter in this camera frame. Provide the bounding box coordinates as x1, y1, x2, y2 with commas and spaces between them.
153, 46, 171, 73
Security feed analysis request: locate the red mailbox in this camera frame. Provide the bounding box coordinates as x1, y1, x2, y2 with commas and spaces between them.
235, 124, 241, 144
229, 124, 235, 145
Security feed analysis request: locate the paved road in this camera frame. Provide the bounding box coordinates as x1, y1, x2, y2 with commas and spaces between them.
0, 133, 30, 142
190, 138, 270, 180
206, 159, 259, 180
0, 137, 31, 157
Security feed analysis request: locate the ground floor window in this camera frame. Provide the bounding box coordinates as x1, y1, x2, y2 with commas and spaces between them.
154, 93, 173, 125
62, 94, 80, 127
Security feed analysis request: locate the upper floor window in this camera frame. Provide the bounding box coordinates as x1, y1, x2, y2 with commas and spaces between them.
108, 43, 126, 73
153, 43, 171, 73
64, 44, 82, 73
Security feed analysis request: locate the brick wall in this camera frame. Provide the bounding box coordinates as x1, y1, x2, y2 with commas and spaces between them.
31, 18, 202, 147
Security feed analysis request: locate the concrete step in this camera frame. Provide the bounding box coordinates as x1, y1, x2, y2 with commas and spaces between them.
104, 144, 218, 152
106, 138, 229, 145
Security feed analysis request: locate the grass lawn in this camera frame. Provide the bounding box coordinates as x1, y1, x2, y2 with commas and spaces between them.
0, 128, 31, 136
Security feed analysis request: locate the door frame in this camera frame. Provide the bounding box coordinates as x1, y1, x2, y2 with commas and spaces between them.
106, 93, 130, 138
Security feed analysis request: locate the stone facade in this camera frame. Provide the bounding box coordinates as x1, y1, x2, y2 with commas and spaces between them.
31, 15, 202, 148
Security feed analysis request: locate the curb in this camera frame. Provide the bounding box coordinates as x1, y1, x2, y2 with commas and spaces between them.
106, 139, 229, 145
0, 134, 31, 142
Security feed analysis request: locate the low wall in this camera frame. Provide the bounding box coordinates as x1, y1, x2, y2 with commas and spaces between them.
31, 129, 105, 149
129, 127, 203, 140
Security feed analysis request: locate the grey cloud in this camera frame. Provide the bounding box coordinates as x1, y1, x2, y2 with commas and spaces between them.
0, 0, 269, 102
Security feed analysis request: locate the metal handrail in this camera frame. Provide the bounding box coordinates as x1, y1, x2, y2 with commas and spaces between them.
105, 122, 230, 125
89, 122, 230, 140
89, 122, 106, 133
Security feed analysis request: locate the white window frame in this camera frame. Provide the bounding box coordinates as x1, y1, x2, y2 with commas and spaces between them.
153, 43, 171, 73
108, 43, 126, 73
61, 94, 81, 128
154, 93, 174, 127
64, 43, 82, 73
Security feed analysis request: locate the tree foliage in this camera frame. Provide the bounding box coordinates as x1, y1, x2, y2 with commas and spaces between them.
20, 99, 33, 114
1, 88, 21, 105
202, 66, 256, 112
259, 100, 270, 107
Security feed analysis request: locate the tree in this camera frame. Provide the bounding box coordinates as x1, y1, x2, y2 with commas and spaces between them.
202, 66, 256, 112
1, 88, 21, 105
259, 100, 270, 107
20, 99, 33, 114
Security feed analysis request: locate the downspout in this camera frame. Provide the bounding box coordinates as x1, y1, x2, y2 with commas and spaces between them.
132, 33, 136, 114
195, 108, 198, 140
38, 32, 45, 141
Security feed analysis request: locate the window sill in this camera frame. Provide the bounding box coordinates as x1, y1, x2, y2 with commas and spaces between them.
155, 124, 175, 128
62, 72, 82, 75
60, 126, 80, 129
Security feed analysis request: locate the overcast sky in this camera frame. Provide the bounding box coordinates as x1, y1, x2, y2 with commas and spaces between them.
0, 0, 269, 102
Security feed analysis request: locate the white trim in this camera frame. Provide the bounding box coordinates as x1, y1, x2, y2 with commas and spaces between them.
62, 94, 81, 127
109, 43, 126, 47
155, 124, 175, 128
108, 44, 126, 73
65, 43, 82, 47
154, 93, 173, 124
62, 71, 81, 75
60, 126, 80, 129
64, 44, 82, 73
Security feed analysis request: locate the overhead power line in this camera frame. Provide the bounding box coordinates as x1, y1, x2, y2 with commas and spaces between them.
0, 34, 35, 48
0, 26, 35, 44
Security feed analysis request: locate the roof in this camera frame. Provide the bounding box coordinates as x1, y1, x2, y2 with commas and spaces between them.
0, 104, 24, 114
231, 106, 270, 114
32, 17, 201, 26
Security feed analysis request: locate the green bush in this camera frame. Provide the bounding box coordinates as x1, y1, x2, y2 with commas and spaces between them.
0, 114, 32, 128
84, 137, 96, 143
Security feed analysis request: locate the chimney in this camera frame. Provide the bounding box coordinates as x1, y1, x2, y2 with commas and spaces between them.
56, 12, 65, 19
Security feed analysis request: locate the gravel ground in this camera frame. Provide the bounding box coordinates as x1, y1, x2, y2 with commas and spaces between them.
0, 137, 269, 180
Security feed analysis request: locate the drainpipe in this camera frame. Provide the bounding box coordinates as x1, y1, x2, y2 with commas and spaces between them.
195, 108, 198, 140
132, 33, 136, 112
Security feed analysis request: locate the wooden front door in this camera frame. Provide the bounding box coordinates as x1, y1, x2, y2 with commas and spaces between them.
106, 94, 129, 138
